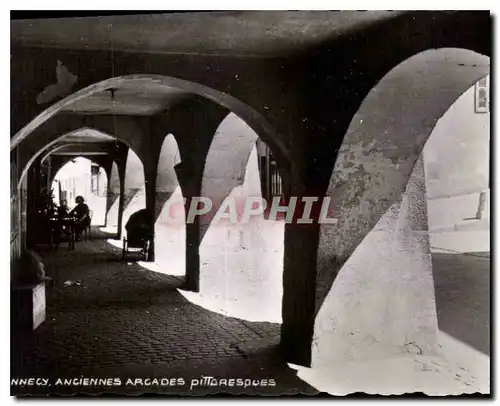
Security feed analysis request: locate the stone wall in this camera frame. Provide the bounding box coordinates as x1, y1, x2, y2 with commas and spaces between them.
312, 157, 438, 366
121, 149, 146, 239
196, 113, 285, 322
106, 162, 120, 229
152, 134, 185, 276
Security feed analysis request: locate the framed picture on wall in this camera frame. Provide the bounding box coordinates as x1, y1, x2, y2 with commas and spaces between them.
475, 76, 490, 114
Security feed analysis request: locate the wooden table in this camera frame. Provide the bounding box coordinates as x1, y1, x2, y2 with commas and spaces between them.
49, 217, 76, 250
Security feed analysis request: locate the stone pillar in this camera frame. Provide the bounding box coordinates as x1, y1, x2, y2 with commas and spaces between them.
26, 158, 41, 249
148, 98, 232, 292
45, 156, 52, 190
312, 157, 438, 366
172, 160, 202, 292
185, 216, 201, 292
144, 163, 157, 262
10, 149, 22, 262
281, 219, 320, 367
173, 159, 204, 292
116, 158, 126, 240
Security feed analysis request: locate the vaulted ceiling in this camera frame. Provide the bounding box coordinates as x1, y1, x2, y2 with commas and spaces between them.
11, 11, 400, 57
12, 11, 404, 162
59, 80, 190, 116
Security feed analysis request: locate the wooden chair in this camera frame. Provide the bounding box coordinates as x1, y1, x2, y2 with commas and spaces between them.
83, 210, 93, 241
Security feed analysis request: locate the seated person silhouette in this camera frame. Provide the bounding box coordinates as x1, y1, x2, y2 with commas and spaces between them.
68, 196, 90, 241
57, 199, 69, 219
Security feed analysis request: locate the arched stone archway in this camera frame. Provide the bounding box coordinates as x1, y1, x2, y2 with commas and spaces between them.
120, 148, 146, 242
10, 75, 294, 185
9, 13, 489, 372
191, 113, 285, 322
14, 121, 142, 239
423, 79, 490, 254
16, 116, 145, 190
139, 134, 186, 276
312, 48, 489, 368
51, 156, 108, 225
16, 129, 92, 190
421, 79, 490, 357
46, 148, 112, 187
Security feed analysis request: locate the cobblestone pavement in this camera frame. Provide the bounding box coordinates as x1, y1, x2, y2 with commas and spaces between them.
12, 228, 317, 396
432, 251, 490, 356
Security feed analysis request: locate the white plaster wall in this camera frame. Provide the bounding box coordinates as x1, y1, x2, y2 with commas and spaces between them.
140, 134, 186, 276
88, 193, 107, 226
120, 186, 146, 242
123, 149, 145, 190
313, 158, 438, 366
430, 230, 490, 254
121, 149, 146, 240
200, 113, 259, 238
423, 77, 490, 253
188, 113, 285, 322
156, 134, 181, 196
427, 192, 490, 231
423, 81, 489, 199
54, 157, 91, 206
198, 145, 285, 323
106, 162, 120, 229
144, 186, 186, 276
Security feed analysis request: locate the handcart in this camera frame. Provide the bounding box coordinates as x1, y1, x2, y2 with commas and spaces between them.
121, 209, 153, 261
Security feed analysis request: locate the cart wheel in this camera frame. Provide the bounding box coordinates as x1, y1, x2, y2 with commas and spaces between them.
143, 240, 151, 261
122, 238, 127, 260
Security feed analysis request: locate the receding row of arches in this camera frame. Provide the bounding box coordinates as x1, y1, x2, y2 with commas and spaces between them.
36, 112, 287, 322
11, 45, 490, 368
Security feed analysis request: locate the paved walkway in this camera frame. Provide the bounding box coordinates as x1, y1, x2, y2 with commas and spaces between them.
13, 228, 488, 396
11, 227, 317, 396
432, 251, 490, 356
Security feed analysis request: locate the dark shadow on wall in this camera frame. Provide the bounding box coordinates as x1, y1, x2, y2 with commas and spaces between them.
432, 252, 490, 355
154, 191, 176, 222
106, 193, 120, 216
122, 188, 141, 210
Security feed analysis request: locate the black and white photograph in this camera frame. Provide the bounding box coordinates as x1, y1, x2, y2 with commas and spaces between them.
9, 10, 491, 397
